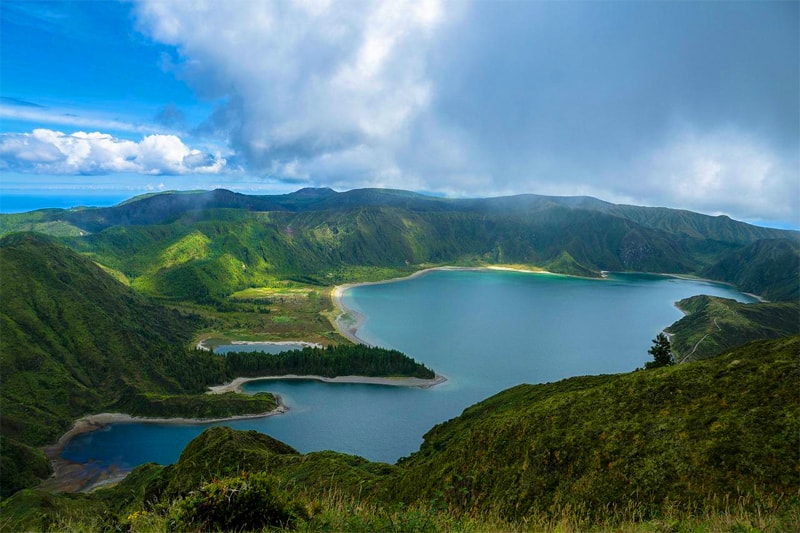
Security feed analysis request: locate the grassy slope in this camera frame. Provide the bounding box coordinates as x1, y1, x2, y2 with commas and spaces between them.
392, 336, 800, 520
0, 234, 268, 497
3, 337, 797, 531
0, 234, 436, 498
701, 238, 800, 302
0, 233, 206, 443
667, 295, 799, 361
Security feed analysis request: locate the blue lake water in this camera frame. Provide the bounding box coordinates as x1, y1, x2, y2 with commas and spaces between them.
215, 343, 313, 355
62, 270, 755, 469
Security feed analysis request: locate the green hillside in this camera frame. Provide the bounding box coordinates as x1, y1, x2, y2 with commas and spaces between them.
667, 295, 799, 361
3, 337, 797, 531
0, 234, 262, 497
1, 188, 796, 302
0, 233, 213, 443
0, 233, 435, 498
701, 238, 800, 302
391, 336, 800, 521
54, 204, 772, 301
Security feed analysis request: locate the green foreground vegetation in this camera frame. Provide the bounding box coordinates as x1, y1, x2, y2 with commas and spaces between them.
2, 337, 798, 532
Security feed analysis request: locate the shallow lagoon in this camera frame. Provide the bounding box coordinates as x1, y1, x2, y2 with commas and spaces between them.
62, 271, 755, 468
215, 342, 315, 355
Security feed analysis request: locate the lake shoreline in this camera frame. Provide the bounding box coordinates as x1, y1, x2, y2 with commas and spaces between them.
42, 367, 445, 492
644, 272, 767, 303
40, 397, 288, 493
43, 267, 755, 493
209, 373, 447, 394
330, 265, 557, 345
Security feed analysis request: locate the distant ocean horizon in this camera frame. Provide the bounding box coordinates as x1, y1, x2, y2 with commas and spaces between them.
0, 192, 137, 213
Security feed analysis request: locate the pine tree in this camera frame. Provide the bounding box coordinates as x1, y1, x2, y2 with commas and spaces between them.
645, 333, 674, 369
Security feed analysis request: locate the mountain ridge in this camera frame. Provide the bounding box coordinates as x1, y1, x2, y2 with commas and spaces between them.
3, 188, 795, 302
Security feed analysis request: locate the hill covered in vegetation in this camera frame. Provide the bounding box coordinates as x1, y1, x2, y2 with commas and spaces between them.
391, 336, 799, 520
666, 295, 799, 361
0, 234, 432, 498
1, 188, 796, 302
2, 337, 797, 531
700, 238, 800, 302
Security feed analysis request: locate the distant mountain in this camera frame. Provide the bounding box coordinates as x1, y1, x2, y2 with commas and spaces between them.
701, 238, 800, 302
0, 188, 796, 302
666, 295, 799, 361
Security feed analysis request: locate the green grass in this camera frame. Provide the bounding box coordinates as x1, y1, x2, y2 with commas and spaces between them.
13, 490, 798, 532
231, 284, 314, 300
667, 295, 799, 361
391, 337, 800, 521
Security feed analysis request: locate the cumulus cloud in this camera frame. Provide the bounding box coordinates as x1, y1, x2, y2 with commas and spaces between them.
0, 129, 226, 175
134, 0, 444, 171
131, 0, 798, 225
631, 128, 799, 224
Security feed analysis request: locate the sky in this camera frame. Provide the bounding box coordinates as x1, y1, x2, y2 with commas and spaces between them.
0, 1, 798, 228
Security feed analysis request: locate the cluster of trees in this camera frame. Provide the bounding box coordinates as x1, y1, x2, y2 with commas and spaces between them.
225, 344, 435, 379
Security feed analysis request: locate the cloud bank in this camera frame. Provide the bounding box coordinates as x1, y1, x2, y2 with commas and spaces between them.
128, 0, 798, 224
135, 0, 443, 180
0, 129, 226, 175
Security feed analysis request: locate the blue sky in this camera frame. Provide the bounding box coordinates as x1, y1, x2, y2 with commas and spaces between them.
1, 0, 797, 228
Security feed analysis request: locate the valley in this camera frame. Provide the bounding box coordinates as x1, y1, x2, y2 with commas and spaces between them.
0, 188, 798, 531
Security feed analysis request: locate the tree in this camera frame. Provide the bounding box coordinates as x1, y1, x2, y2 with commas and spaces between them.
645, 333, 674, 369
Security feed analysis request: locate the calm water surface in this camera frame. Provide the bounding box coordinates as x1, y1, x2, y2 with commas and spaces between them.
63, 271, 754, 468
215, 342, 312, 355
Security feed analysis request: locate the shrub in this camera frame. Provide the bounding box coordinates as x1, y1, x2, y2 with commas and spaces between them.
168, 472, 308, 531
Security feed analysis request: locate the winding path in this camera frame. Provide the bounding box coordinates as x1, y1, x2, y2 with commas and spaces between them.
678, 318, 723, 363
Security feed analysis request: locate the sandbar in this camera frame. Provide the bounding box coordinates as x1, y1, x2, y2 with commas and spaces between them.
209, 373, 447, 395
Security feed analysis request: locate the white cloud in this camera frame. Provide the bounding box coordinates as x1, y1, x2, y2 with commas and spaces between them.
0, 104, 164, 135
0, 129, 226, 175
134, 0, 445, 172
127, 0, 797, 226
629, 127, 799, 223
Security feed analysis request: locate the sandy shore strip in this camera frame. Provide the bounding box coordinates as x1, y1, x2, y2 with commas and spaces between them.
40, 400, 287, 493
209, 373, 447, 395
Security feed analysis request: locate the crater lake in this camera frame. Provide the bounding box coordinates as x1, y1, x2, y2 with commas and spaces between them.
62, 270, 756, 470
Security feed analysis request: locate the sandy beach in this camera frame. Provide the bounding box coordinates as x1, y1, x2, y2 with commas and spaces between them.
208, 373, 447, 395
